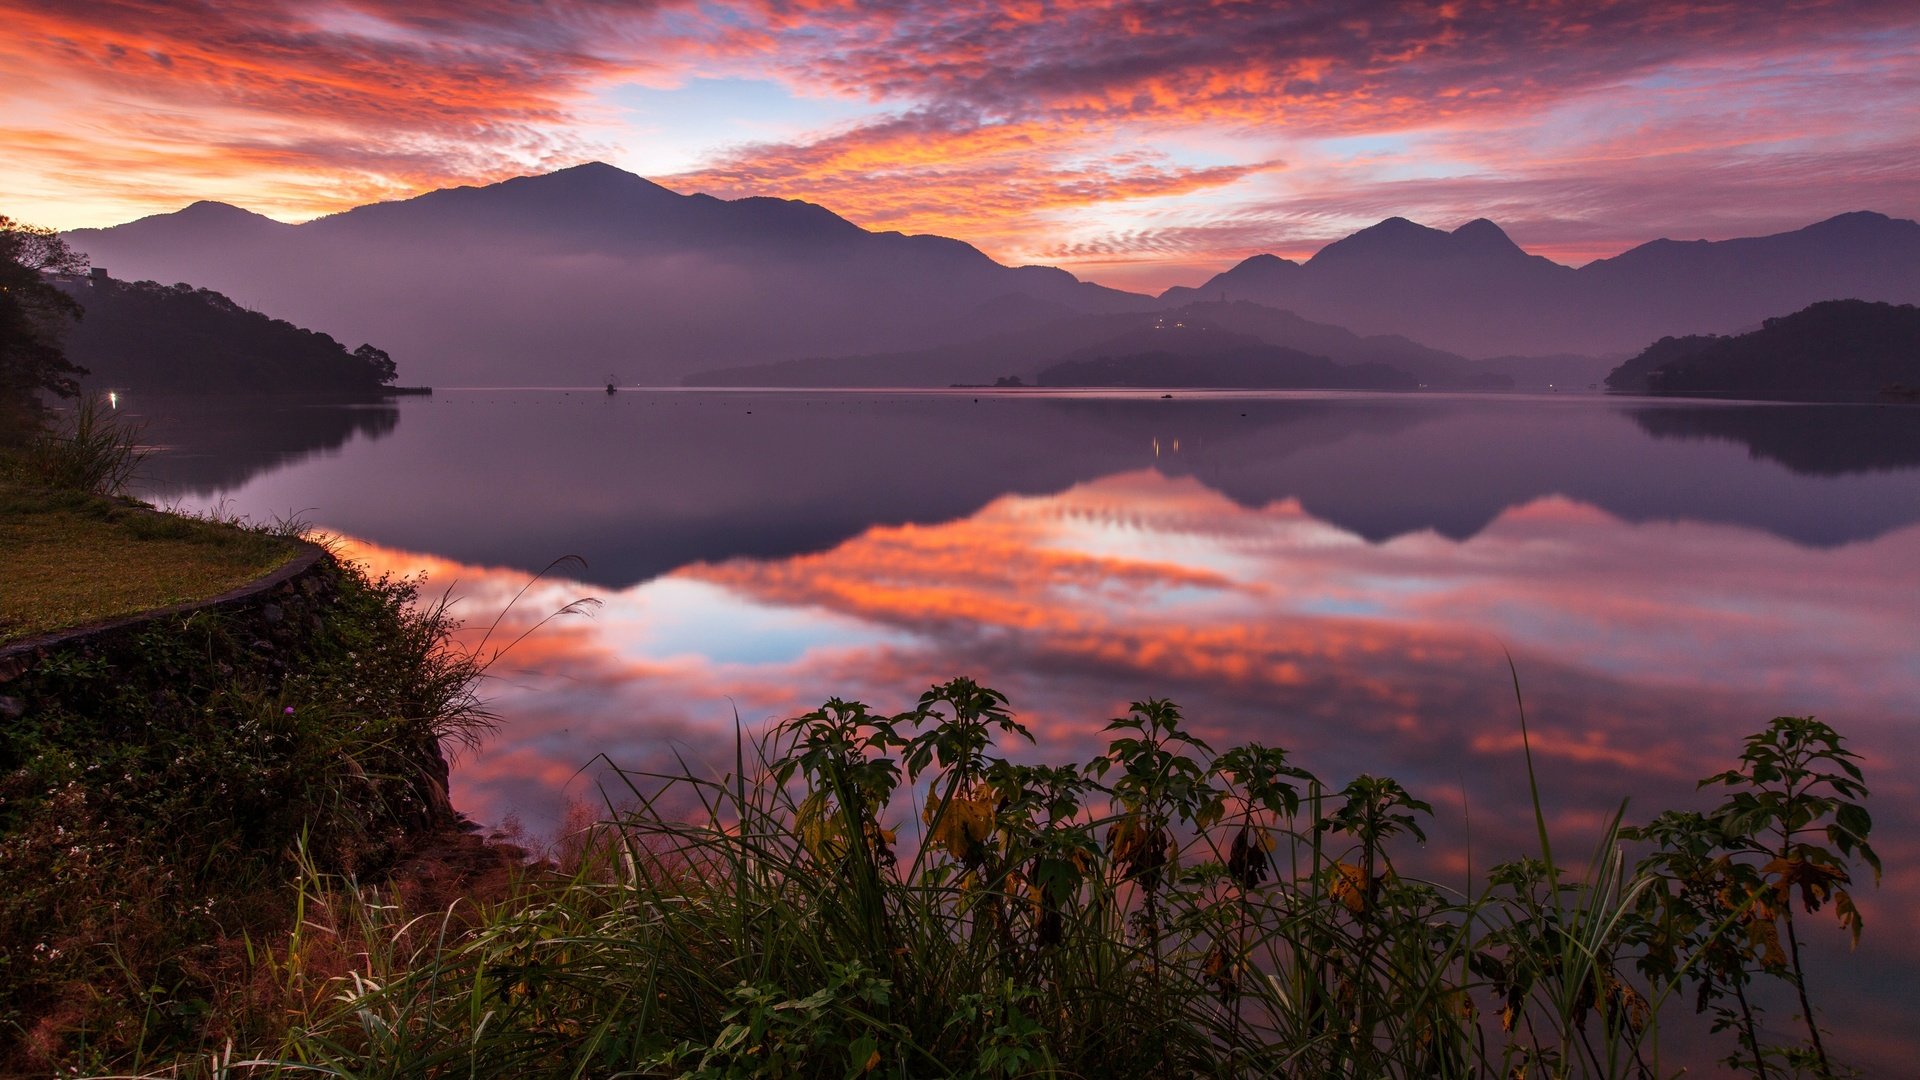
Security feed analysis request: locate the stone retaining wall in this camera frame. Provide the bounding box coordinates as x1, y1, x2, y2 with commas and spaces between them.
0, 540, 454, 829
0, 540, 328, 682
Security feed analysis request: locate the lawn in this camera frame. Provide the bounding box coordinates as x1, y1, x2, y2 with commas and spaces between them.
0, 486, 299, 645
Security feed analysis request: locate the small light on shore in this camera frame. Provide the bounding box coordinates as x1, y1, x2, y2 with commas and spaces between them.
108, 391, 118, 409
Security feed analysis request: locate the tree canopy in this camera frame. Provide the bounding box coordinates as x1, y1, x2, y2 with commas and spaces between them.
1606, 300, 1920, 401
54, 278, 399, 395
1, 215, 89, 425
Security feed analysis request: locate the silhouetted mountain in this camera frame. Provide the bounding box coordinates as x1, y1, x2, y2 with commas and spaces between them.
1164, 213, 1920, 358
1036, 325, 1417, 389
86, 200, 296, 249
1471, 354, 1620, 391
54, 274, 398, 395
1164, 218, 1577, 357
1166, 302, 1483, 386
1580, 213, 1919, 342
66, 163, 1154, 386
1604, 300, 1920, 400
689, 300, 1481, 388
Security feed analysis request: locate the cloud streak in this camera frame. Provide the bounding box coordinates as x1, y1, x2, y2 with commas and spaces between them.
4, 0, 1918, 287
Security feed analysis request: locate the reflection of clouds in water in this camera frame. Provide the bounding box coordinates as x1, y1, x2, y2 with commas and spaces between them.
332, 466, 1920, 835
332, 471, 1920, 1067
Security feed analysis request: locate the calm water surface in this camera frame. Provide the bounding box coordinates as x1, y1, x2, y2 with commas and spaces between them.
127, 389, 1920, 1070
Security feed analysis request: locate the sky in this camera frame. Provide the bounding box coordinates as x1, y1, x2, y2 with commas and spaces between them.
3, 0, 1918, 293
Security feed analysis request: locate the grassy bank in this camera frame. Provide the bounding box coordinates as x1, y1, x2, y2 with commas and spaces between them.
1, 395, 295, 645
0, 401, 505, 1071
0, 486, 297, 645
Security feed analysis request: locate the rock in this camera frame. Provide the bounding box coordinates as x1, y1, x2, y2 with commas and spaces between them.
261, 603, 285, 625
0, 696, 23, 720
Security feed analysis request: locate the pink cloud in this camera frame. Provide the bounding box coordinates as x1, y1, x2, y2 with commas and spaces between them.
8, 0, 1918, 300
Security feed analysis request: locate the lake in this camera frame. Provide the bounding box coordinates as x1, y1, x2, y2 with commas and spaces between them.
127, 387, 1920, 1071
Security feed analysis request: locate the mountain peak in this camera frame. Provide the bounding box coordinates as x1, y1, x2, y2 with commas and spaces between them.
87, 200, 289, 235
1813, 210, 1892, 226
1450, 217, 1523, 254
1235, 253, 1301, 271
1308, 216, 1452, 263
510, 161, 676, 196
1798, 210, 1911, 237
1160, 251, 1301, 300
553, 160, 628, 175
173, 200, 277, 222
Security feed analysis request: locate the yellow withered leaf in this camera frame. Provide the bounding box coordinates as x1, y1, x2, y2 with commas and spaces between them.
1761, 856, 1850, 914
1835, 889, 1863, 949
1331, 862, 1370, 913
926, 784, 996, 861
1747, 917, 1787, 970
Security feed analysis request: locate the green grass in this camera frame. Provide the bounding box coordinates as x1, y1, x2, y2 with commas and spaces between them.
0, 485, 298, 645
1, 393, 295, 645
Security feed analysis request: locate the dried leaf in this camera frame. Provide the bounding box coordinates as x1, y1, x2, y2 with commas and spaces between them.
1331, 861, 1369, 914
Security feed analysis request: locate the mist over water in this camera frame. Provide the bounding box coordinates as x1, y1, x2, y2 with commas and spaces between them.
130, 389, 1920, 1071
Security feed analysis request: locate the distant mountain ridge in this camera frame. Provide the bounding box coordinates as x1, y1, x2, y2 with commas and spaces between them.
687, 300, 1596, 390
1033, 324, 1418, 390
685, 300, 1470, 388
64, 164, 1919, 383
1165, 212, 1920, 358
66, 163, 1154, 386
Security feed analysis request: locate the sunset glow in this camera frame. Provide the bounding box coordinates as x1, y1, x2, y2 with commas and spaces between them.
104, 386, 1920, 1072
6, 1, 1918, 290
315, 469, 1920, 1015
11, 5, 1920, 1067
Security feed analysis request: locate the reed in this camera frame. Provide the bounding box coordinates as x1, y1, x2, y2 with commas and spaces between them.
7, 393, 147, 495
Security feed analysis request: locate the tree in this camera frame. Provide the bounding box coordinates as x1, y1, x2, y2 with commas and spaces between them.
352, 343, 398, 385
1, 215, 90, 419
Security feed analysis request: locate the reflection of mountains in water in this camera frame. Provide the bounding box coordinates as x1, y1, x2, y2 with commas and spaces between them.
129, 395, 399, 497
144, 392, 1920, 588
1631, 404, 1920, 476
1111, 398, 1920, 549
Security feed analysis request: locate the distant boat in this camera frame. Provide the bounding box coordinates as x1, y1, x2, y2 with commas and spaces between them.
606, 375, 619, 395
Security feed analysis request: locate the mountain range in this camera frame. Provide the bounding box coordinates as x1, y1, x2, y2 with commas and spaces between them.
63, 163, 1920, 385
65, 163, 1149, 387
1165, 212, 1920, 357
689, 301, 1499, 387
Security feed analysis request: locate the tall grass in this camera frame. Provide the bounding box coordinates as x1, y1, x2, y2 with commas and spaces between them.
8, 393, 147, 495
212, 681, 1878, 1079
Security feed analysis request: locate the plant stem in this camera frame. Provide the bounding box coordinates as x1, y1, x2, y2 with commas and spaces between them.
1732, 977, 1770, 1080
1782, 906, 1832, 1078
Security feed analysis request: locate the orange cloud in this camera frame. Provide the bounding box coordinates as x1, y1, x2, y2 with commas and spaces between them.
7, 0, 1919, 289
